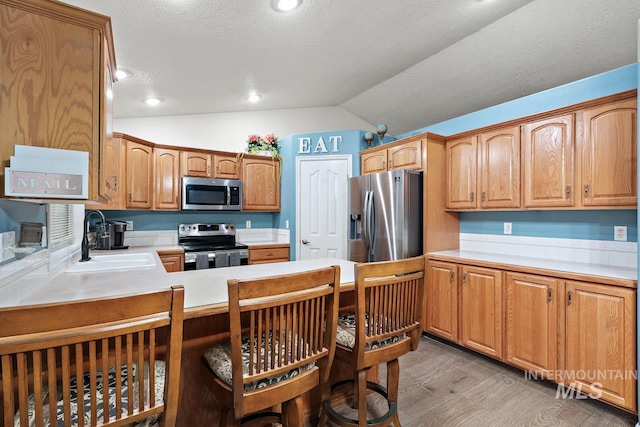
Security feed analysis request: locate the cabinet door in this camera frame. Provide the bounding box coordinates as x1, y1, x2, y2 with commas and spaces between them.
445, 136, 477, 209
388, 140, 422, 171
478, 126, 520, 209
522, 115, 575, 208
159, 253, 184, 272
98, 36, 116, 202
242, 157, 281, 211
361, 150, 387, 175
460, 266, 502, 359
213, 152, 239, 179
94, 136, 125, 209
154, 148, 180, 210
126, 141, 153, 209
505, 273, 558, 376
580, 98, 637, 207
564, 281, 636, 412
181, 150, 211, 177
425, 261, 458, 340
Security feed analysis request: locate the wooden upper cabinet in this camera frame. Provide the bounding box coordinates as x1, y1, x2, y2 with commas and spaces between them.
213, 152, 239, 179
522, 114, 575, 208
478, 125, 520, 209
445, 136, 477, 209
361, 150, 388, 175
388, 139, 422, 170
579, 98, 637, 207
126, 139, 153, 209
94, 135, 125, 210
99, 36, 117, 203
242, 156, 281, 211
360, 138, 423, 175
564, 281, 636, 412
505, 273, 558, 377
0, 0, 115, 201
154, 148, 180, 210
181, 150, 211, 177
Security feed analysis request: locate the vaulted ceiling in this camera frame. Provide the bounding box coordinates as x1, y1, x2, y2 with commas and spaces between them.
63, 0, 639, 135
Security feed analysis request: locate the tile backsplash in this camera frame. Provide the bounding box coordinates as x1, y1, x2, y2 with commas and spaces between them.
122, 228, 290, 247
459, 233, 638, 269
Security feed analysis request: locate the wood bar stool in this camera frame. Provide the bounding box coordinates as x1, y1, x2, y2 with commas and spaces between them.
0, 286, 184, 427
201, 266, 341, 427
320, 256, 425, 427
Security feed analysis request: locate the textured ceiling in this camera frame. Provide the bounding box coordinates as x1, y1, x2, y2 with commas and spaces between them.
62, 0, 639, 136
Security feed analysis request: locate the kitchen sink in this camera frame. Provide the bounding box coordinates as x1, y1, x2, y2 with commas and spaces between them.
65, 253, 156, 273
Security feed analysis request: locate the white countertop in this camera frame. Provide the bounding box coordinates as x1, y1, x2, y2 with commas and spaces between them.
18, 247, 355, 317
428, 250, 638, 282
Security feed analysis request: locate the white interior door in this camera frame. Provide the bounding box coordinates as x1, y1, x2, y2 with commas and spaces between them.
297, 155, 351, 260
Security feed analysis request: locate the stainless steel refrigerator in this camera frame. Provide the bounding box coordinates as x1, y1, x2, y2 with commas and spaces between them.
348, 169, 423, 262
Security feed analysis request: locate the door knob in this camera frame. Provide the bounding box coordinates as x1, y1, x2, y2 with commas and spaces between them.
301, 239, 310, 245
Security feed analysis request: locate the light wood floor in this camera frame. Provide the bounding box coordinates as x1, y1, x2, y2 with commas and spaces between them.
323, 335, 637, 427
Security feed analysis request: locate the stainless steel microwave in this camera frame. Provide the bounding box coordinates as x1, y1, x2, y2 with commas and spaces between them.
181, 177, 242, 211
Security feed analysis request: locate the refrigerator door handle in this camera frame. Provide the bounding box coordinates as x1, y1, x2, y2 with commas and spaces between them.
368, 190, 376, 261
362, 190, 369, 259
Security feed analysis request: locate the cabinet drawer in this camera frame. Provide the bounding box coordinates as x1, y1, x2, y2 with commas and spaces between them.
249, 247, 289, 263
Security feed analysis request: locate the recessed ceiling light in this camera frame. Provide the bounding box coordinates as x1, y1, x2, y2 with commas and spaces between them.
115, 68, 131, 80
247, 94, 262, 103
272, 0, 301, 12
144, 97, 163, 106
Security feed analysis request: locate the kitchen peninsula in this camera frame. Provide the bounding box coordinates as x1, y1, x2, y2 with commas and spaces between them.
13, 249, 357, 425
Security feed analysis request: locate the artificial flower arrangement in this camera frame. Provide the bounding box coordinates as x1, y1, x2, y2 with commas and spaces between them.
245, 133, 281, 159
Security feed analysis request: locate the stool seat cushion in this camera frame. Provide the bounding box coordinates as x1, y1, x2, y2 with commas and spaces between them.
14, 362, 165, 427
204, 334, 315, 392
335, 312, 406, 350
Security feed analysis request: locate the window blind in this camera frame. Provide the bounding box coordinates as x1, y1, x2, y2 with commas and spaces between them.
48, 204, 74, 250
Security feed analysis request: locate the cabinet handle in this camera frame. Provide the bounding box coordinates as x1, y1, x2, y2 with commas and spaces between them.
470, 192, 474, 202
584, 184, 589, 198
567, 290, 572, 306
462, 272, 466, 285
207, 165, 211, 175
388, 160, 393, 169
481, 191, 486, 202
382, 161, 386, 169
216, 166, 219, 174
450, 270, 454, 283
548, 287, 552, 302
566, 185, 571, 199
129, 193, 132, 202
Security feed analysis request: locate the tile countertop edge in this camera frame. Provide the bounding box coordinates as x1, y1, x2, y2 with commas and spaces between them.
15, 246, 354, 316
428, 250, 638, 286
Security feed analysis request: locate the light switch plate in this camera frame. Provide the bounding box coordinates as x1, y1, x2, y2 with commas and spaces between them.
126, 220, 134, 231
246, 220, 251, 229
614, 226, 627, 241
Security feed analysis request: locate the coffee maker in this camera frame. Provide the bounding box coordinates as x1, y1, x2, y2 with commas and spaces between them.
97, 220, 129, 250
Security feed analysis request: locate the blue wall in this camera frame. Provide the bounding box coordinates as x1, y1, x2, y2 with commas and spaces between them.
276, 130, 366, 258
398, 63, 639, 243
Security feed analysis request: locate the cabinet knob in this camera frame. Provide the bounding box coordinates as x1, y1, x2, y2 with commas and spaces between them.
450, 270, 454, 283
481, 191, 486, 202
567, 290, 573, 306
584, 184, 589, 198
566, 185, 571, 199
462, 272, 467, 285
388, 160, 393, 169
548, 287, 553, 302
470, 192, 474, 202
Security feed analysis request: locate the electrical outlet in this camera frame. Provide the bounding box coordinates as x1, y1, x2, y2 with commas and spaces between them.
285, 220, 289, 229
503, 222, 512, 235
614, 225, 627, 241
246, 220, 251, 229
126, 220, 134, 231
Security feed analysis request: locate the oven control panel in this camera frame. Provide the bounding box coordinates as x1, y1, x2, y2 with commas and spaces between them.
178, 223, 235, 237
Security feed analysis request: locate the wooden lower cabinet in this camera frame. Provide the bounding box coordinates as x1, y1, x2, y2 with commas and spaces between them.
425, 258, 637, 413
459, 265, 502, 359
505, 273, 558, 376
425, 261, 458, 341
563, 280, 636, 412
157, 249, 184, 272
248, 244, 290, 264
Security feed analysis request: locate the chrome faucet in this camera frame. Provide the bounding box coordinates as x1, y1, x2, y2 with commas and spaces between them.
81, 210, 108, 262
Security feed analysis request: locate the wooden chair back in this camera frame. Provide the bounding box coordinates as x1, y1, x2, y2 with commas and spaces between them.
227, 266, 341, 419
0, 286, 184, 427
353, 256, 425, 366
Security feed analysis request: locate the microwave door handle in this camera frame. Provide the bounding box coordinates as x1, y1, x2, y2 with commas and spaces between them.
227, 187, 231, 206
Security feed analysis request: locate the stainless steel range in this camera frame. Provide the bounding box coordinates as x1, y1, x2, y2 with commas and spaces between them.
178, 223, 248, 270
